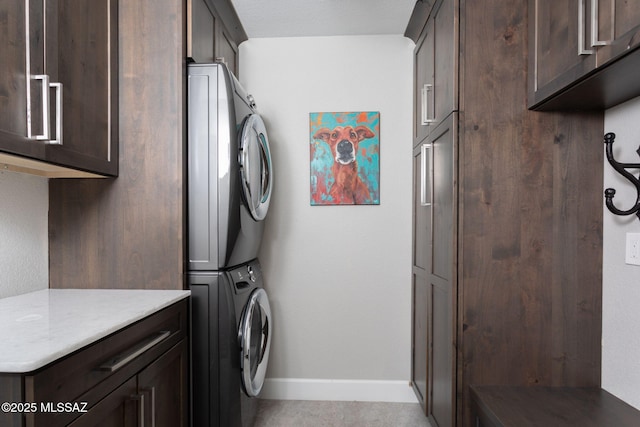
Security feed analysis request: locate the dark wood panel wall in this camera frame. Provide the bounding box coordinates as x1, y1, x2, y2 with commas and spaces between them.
458, 1, 603, 426
48, 0, 186, 289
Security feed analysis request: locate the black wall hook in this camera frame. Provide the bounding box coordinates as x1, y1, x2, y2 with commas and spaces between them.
603, 132, 640, 220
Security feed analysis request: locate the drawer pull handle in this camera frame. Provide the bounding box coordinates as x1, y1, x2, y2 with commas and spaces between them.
99, 331, 171, 372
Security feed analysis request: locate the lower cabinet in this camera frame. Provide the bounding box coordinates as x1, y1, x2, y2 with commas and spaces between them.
69, 341, 188, 427
67, 378, 138, 427
0, 300, 189, 427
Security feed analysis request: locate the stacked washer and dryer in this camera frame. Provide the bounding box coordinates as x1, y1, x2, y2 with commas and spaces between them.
187, 63, 273, 427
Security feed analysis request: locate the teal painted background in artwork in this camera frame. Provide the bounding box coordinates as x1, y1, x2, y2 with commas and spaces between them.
309, 112, 380, 205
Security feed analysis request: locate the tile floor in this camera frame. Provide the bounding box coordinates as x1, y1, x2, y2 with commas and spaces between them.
254, 399, 433, 427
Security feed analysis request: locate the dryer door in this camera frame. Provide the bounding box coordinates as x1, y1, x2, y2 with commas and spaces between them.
239, 114, 273, 221
239, 288, 272, 397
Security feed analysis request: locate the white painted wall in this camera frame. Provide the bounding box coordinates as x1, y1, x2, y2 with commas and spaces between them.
239, 35, 415, 402
0, 170, 48, 299
602, 96, 640, 410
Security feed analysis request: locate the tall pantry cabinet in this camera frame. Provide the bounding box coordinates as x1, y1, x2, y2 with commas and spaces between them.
410, 1, 457, 427
408, 1, 604, 427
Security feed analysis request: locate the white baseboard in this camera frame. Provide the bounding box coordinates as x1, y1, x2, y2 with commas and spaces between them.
260, 378, 419, 403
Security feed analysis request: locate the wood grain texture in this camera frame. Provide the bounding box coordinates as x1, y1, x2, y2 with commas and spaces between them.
471, 386, 640, 427
44, 0, 118, 176
458, 1, 603, 426
0, 0, 46, 159
49, 0, 186, 290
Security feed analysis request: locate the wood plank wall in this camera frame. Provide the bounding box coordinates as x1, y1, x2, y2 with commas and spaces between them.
457, 1, 603, 426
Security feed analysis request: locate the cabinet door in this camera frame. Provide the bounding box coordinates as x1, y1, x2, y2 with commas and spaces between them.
412, 142, 433, 414
595, 0, 640, 66
67, 378, 138, 427
216, 24, 239, 77
429, 114, 456, 427
0, 0, 117, 176
411, 268, 430, 414
431, 119, 454, 282
187, 0, 216, 63
613, 1, 640, 40
0, 0, 47, 159
413, 142, 433, 271
44, 0, 118, 176
413, 0, 456, 147
432, 0, 456, 127
414, 18, 435, 145
138, 340, 189, 427
528, 0, 597, 107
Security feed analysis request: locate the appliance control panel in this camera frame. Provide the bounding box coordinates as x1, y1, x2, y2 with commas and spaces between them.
231, 262, 261, 288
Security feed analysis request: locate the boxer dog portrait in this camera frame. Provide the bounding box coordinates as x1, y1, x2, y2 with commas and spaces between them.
310, 112, 380, 205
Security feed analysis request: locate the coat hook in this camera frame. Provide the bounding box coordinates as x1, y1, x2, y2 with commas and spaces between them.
603, 132, 640, 221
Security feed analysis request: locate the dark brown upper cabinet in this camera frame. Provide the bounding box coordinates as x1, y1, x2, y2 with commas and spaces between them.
0, 0, 118, 177
413, 0, 457, 147
529, 0, 640, 110
187, 0, 247, 77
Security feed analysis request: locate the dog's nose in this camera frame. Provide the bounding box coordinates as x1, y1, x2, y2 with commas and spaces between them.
337, 140, 353, 155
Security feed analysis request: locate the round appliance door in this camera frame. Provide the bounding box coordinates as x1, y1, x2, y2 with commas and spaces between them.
239, 288, 272, 397
239, 114, 273, 221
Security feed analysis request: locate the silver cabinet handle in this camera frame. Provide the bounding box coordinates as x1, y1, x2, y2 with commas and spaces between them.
31, 75, 51, 140
421, 84, 436, 125
578, 0, 594, 55
48, 82, 63, 145
141, 387, 156, 427
420, 143, 432, 207
99, 331, 171, 372
186, 0, 194, 59
591, 0, 614, 47
130, 393, 145, 427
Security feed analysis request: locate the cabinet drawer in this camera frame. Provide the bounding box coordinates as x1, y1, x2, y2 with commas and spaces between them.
25, 300, 188, 427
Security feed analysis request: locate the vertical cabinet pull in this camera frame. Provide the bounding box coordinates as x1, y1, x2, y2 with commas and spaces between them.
591, 0, 614, 47
129, 393, 145, 427
29, 76, 63, 144
141, 387, 156, 427
421, 143, 432, 207
49, 82, 63, 145
421, 83, 436, 125
31, 75, 51, 140
578, 0, 594, 55
186, 0, 193, 59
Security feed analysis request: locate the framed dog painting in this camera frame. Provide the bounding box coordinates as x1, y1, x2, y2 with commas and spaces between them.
309, 111, 380, 205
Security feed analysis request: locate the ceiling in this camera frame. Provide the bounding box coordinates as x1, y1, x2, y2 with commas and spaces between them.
229, 0, 417, 38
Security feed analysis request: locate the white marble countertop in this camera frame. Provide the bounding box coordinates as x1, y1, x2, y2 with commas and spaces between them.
0, 289, 190, 373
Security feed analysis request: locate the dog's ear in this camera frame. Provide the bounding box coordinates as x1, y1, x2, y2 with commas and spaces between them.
313, 128, 332, 142
355, 126, 375, 141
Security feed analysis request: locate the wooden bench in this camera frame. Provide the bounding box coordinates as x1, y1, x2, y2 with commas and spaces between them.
471, 386, 640, 427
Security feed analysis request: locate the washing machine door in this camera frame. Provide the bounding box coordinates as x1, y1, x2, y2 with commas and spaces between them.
239, 114, 273, 221
239, 288, 272, 397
